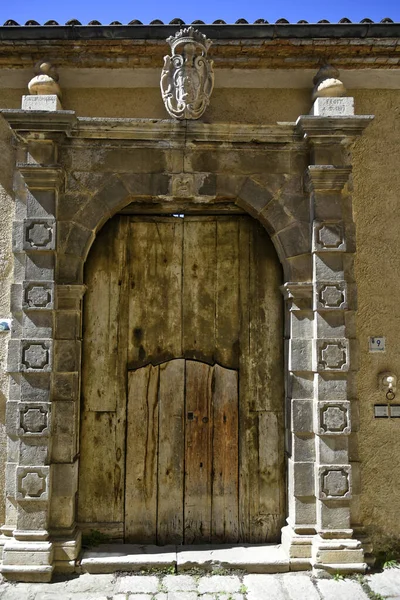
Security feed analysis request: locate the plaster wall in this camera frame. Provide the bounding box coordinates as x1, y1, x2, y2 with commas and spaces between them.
0, 85, 399, 550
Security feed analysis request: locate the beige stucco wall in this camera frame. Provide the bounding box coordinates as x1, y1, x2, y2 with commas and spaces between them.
0, 84, 399, 551
0, 114, 15, 527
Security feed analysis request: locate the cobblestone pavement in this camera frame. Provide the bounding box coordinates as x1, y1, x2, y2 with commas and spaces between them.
0, 569, 399, 600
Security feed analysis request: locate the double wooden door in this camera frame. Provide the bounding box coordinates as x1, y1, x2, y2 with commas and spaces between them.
79, 214, 285, 544
126, 360, 238, 544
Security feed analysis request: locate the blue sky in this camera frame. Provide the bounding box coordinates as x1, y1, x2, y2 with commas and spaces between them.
1, 0, 399, 26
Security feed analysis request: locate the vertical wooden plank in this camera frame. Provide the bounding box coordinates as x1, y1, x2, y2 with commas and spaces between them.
125, 365, 159, 543
184, 360, 213, 543
182, 219, 216, 363
79, 216, 129, 528
256, 411, 285, 542
215, 219, 240, 369
128, 218, 183, 368
157, 359, 185, 545
83, 216, 129, 412
211, 364, 239, 543
238, 216, 252, 542
78, 411, 122, 524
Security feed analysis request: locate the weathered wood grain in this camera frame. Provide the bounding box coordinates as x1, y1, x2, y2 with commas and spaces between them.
184, 360, 213, 543
128, 217, 183, 369
211, 364, 239, 543
125, 365, 159, 543
183, 219, 216, 364
157, 359, 185, 545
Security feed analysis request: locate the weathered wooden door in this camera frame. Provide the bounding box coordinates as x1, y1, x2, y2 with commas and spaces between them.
79, 214, 285, 544
125, 360, 238, 544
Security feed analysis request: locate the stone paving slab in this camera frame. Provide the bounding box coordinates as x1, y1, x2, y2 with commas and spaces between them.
281, 573, 321, 600
243, 574, 286, 600
368, 568, 400, 597
316, 578, 369, 600
0, 569, 399, 599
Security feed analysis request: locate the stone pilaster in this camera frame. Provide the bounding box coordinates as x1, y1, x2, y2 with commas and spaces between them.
281, 282, 315, 570
0, 110, 77, 581
297, 114, 372, 576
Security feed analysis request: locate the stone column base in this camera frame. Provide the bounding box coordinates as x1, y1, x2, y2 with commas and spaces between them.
1, 539, 54, 582
311, 534, 366, 576
281, 525, 313, 571
53, 528, 82, 573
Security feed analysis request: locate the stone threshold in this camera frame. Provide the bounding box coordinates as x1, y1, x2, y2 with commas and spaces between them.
80, 543, 289, 574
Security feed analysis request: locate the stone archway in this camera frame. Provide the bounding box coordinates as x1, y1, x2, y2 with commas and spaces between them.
0, 112, 372, 581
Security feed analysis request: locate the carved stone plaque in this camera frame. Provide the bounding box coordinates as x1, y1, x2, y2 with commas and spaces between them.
317, 402, 351, 435
317, 339, 349, 372
20, 341, 52, 372
316, 282, 347, 310
23, 219, 55, 251
313, 221, 345, 252
23, 281, 54, 310
19, 405, 49, 436
319, 466, 351, 500
16, 466, 49, 501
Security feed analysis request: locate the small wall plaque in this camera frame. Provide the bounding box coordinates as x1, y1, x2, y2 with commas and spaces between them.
369, 337, 386, 353
374, 405, 389, 418
390, 405, 400, 418
0, 319, 11, 332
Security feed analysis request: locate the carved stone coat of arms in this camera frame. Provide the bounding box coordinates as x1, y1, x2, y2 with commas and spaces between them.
160, 27, 214, 120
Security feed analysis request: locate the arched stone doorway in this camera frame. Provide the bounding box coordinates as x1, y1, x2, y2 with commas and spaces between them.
78, 212, 285, 545
0, 113, 372, 580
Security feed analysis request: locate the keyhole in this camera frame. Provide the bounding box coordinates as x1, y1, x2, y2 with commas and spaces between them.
187, 412, 194, 421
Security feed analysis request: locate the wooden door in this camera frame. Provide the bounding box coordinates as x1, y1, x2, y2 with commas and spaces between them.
125, 360, 238, 544
78, 214, 285, 543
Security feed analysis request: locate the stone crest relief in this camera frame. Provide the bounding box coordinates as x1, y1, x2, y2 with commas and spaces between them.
161, 27, 214, 120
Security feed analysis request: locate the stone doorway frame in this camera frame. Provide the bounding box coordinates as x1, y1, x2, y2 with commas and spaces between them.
0, 110, 372, 581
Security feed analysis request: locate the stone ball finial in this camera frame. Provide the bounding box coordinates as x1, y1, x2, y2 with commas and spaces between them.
28, 61, 62, 99
312, 65, 346, 102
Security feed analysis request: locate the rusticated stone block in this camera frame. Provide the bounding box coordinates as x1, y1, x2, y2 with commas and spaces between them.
316, 339, 349, 372
16, 466, 49, 501
7, 402, 50, 437
317, 401, 351, 435
313, 221, 346, 253
315, 281, 347, 310
20, 341, 52, 373
317, 465, 352, 500
22, 282, 54, 311
23, 219, 56, 252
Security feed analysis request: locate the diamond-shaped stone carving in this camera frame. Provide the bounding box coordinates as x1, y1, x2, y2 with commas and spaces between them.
16, 467, 49, 501
320, 467, 351, 499
314, 221, 345, 252
318, 283, 347, 310
26, 222, 52, 248
320, 404, 349, 434
20, 407, 48, 434
317, 340, 349, 371
21, 342, 51, 371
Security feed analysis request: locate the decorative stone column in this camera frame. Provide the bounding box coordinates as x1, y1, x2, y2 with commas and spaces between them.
296, 109, 372, 575
0, 103, 77, 580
